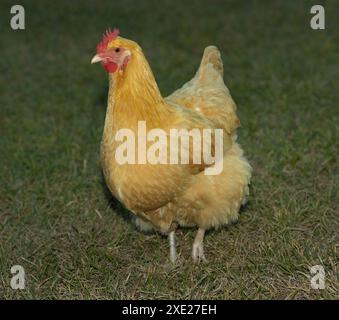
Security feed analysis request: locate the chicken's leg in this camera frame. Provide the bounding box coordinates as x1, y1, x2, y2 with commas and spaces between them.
168, 231, 177, 263
192, 228, 207, 262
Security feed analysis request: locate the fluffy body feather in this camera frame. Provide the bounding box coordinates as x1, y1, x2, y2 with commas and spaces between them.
95, 35, 251, 261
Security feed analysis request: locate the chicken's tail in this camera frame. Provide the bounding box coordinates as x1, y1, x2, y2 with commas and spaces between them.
198, 46, 224, 78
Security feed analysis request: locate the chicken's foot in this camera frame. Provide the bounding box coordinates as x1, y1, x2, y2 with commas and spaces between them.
192, 228, 207, 262
168, 231, 177, 263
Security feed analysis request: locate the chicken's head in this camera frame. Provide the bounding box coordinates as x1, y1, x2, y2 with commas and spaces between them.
91, 28, 132, 73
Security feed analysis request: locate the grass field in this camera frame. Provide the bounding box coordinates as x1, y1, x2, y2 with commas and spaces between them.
0, 0, 338, 299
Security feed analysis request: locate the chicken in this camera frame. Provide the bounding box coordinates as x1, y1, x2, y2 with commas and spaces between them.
91, 29, 251, 262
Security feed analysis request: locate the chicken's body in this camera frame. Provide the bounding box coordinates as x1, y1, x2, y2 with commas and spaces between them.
93, 33, 251, 262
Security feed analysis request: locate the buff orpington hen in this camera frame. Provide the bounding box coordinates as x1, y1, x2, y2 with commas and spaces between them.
91, 29, 251, 262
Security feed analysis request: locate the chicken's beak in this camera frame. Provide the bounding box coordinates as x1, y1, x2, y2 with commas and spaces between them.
91, 54, 102, 64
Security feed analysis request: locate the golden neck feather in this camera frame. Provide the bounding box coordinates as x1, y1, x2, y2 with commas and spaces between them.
106, 47, 169, 128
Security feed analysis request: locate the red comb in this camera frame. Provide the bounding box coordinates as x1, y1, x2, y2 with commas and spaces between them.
97, 28, 120, 54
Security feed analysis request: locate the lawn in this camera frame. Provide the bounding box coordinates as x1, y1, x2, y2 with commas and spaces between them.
0, 0, 338, 299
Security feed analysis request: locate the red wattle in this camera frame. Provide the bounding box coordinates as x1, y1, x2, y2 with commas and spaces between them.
103, 62, 118, 73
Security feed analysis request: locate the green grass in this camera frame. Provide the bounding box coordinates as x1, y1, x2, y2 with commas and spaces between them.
0, 0, 338, 299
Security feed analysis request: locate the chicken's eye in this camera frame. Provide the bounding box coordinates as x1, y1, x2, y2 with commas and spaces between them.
115, 48, 120, 53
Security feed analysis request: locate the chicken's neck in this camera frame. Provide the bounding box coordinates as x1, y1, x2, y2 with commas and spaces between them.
105, 49, 170, 132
